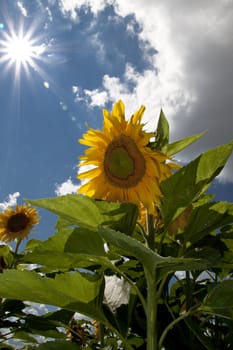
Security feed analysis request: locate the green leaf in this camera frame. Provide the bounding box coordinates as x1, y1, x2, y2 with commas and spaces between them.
0, 299, 25, 316
0, 270, 104, 321
154, 109, 169, 150
99, 226, 164, 271
25, 239, 43, 252
163, 131, 205, 156
13, 331, 38, 343
185, 201, 233, 244
0, 244, 14, 267
184, 318, 215, 350
21, 228, 113, 271
23, 251, 107, 272
28, 195, 138, 234
200, 280, 233, 319
184, 246, 222, 267
0, 344, 14, 349
29, 341, 81, 349
42, 309, 74, 325
161, 141, 233, 226
65, 227, 106, 256
99, 226, 206, 276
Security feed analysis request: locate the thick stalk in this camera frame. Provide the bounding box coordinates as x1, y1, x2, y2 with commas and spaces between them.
14, 239, 22, 255
145, 210, 158, 349
146, 211, 155, 250
145, 269, 158, 350
11, 239, 22, 268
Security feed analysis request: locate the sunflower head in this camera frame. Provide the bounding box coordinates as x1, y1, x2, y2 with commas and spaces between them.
77, 100, 178, 213
0, 204, 39, 242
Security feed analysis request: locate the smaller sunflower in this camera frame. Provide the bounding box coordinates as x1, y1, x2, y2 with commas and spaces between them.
0, 204, 39, 242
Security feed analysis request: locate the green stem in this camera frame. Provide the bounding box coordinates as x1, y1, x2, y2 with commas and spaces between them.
158, 310, 192, 349
99, 322, 105, 347
113, 266, 147, 314
185, 271, 193, 311
145, 210, 159, 349
14, 239, 22, 255
145, 269, 158, 350
11, 239, 22, 268
146, 211, 155, 250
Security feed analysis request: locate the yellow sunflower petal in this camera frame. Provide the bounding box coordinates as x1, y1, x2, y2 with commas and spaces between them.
130, 104, 145, 124
112, 100, 125, 121
0, 204, 39, 242
77, 100, 179, 213
78, 166, 101, 179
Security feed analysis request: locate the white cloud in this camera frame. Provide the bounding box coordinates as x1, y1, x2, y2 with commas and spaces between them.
0, 192, 20, 212
58, 0, 80, 21
73, 84, 108, 107
59, 0, 107, 20
83, 88, 108, 107
59, 0, 233, 182
72, 85, 79, 94
55, 177, 79, 196
55, 165, 96, 195
216, 158, 233, 184
113, 1, 233, 182
23, 302, 48, 316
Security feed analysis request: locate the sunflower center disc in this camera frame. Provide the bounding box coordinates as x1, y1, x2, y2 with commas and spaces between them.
7, 213, 30, 232
104, 134, 146, 188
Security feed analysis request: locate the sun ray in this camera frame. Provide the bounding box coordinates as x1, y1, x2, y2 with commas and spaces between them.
0, 20, 47, 83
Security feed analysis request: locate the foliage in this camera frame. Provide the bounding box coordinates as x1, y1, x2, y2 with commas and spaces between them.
0, 112, 232, 349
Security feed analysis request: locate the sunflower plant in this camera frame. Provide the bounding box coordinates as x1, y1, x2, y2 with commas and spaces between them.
0, 101, 232, 350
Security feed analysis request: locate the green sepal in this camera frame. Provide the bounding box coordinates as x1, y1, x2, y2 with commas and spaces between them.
150, 110, 169, 151
163, 131, 206, 156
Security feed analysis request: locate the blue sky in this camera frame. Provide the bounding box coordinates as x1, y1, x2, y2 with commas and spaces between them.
0, 0, 233, 241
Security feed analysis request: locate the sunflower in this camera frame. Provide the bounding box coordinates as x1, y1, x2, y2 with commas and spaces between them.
77, 100, 177, 213
0, 204, 39, 242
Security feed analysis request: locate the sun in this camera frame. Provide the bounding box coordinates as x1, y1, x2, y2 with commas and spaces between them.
0, 23, 46, 80
5, 33, 36, 65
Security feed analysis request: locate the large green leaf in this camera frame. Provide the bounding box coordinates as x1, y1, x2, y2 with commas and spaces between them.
99, 226, 206, 276
21, 310, 74, 339
161, 141, 233, 226
29, 195, 138, 234
185, 201, 233, 244
199, 280, 233, 319
99, 226, 164, 271
23, 251, 112, 272
22, 227, 114, 271
0, 244, 14, 267
0, 270, 104, 321
163, 131, 205, 156
26, 227, 106, 258
64, 227, 106, 256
